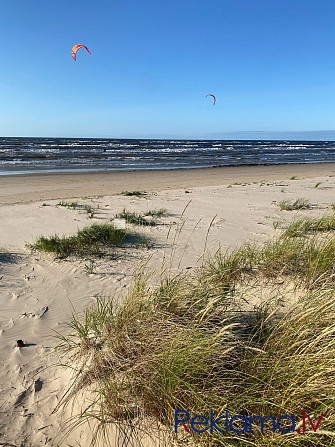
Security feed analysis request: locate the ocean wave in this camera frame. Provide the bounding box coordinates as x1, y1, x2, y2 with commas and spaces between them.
0, 137, 334, 174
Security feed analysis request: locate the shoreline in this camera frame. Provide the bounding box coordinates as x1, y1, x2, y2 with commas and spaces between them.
1, 160, 334, 177
0, 162, 335, 205
1, 160, 334, 176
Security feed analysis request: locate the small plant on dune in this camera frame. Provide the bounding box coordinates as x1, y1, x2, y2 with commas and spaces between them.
144, 208, 168, 218
115, 209, 156, 226
273, 220, 284, 229
84, 260, 96, 275
57, 201, 79, 210
282, 215, 335, 238
314, 181, 322, 188
278, 198, 310, 211
26, 223, 150, 259
84, 204, 95, 219
331, 203, 335, 212
57, 201, 96, 218
120, 190, 147, 197
115, 208, 168, 226
258, 235, 335, 285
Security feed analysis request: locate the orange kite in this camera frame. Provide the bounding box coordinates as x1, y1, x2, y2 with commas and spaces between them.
72, 44, 91, 61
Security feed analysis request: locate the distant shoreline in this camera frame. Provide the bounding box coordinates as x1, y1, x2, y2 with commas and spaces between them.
0, 160, 335, 177
1, 162, 335, 205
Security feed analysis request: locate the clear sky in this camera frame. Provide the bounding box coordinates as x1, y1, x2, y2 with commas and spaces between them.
1, 0, 335, 138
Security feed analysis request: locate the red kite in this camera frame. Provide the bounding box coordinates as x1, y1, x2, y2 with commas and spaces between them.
72, 44, 91, 61
206, 94, 216, 105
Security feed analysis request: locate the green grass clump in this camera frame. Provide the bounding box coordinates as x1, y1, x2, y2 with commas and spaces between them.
84, 260, 96, 275
198, 233, 335, 290
83, 204, 94, 218
120, 190, 147, 197
57, 201, 79, 209
144, 208, 168, 218
115, 209, 156, 226
57, 201, 96, 218
278, 198, 310, 211
273, 220, 284, 229
27, 223, 149, 258
115, 208, 168, 226
283, 215, 335, 238
258, 235, 335, 285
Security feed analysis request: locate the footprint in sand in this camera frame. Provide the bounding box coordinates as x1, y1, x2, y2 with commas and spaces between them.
14, 389, 27, 407
21, 306, 48, 319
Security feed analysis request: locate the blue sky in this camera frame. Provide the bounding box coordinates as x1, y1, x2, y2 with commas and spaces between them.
1, 0, 335, 138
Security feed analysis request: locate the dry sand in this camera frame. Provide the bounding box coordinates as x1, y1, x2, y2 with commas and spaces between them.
0, 164, 334, 446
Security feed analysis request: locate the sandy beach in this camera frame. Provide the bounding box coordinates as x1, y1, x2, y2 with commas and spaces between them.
1, 163, 335, 205
0, 163, 335, 446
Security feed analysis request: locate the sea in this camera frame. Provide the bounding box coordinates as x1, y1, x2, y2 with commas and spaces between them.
0, 137, 334, 175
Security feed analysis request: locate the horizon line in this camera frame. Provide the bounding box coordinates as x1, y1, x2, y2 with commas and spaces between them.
2, 130, 335, 141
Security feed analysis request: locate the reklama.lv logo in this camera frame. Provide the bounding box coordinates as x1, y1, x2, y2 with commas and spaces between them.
175, 410, 324, 434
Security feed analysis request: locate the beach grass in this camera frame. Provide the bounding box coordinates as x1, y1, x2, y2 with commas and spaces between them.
282, 215, 335, 238
58, 214, 335, 446
144, 208, 168, 218
57, 201, 96, 218
202, 234, 335, 290
27, 223, 150, 258
272, 220, 284, 229
114, 208, 168, 226
83, 204, 95, 218
84, 260, 96, 275
57, 201, 79, 209
277, 198, 310, 211
115, 209, 157, 226
120, 190, 148, 197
